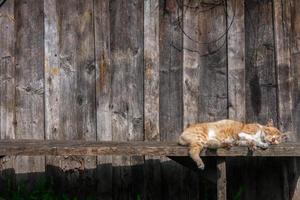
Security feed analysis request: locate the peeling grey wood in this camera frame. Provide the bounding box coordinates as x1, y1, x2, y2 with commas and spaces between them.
94, 0, 112, 199
244, 1, 281, 200
44, 0, 61, 188
0, 0, 15, 140
226, 1, 246, 200
159, 0, 189, 199
0, 140, 299, 157
291, 0, 300, 141
194, 2, 228, 198
159, 0, 183, 142
110, 0, 144, 198
182, 1, 211, 198
44, 0, 96, 190
274, 1, 298, 200
144, 0, 160, 142
245, 0, 277, 125
273, 0, 294, 137
0, 0, 15, 181
291, 2, 300, 199
14, 0, 45, 179
183, 0, 200, 127
144, 0, 162, 199
227, 0, 245, 122
217, 158, 227, 200
197, 0, 227, 122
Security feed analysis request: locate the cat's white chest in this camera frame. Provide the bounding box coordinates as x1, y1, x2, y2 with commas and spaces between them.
238, 130, 265, 142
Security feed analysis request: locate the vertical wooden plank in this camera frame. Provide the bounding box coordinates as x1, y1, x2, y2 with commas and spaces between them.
197, 0, 228, 122
44, 0, 96, 195
245, 0, 277, 124
144, 0, 159, 143
159, 1, 196, 199
196, 2, 227, 199
244, 1, 282, 200
183, 0, 200, 127
94, 0, 112, 199
274, 1, 300, 200
159, 0, 183, 141
291, 0, 300, 141
226, 1, 247, 199
44, 0, 59, 145
14, 0, 45, 181
0, 0, 15, 187
0, 0, 15, 140
273, 0, 293, 137
159, 0, 183, 198
144, 0, 162, 199
227, 0, 245, 121
182, 1, 215, 199
109, 0, 144, 199
217, 158, 227, 200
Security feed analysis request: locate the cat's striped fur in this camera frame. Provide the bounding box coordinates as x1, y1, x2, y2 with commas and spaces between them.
178, 119, 286, 169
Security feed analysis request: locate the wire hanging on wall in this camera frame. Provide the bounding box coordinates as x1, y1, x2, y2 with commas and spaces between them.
172, 0, 236, 57
0, 0, 7, 7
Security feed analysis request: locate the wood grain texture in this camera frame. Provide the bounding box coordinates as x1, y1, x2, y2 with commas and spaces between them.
183, 1, 228, 198
182, 1, 214, 199
244, 1, 281, 199
0, 140, 298, 157
274, 1, 300, 199
227, 0, 245, 121
0, 0, 15, 140
245, 0, 277, 125
14, 0, 45, 181
159, 0, 187, 199
0, 0, 15, 186
159, 0, 183, 142
44, 0, 96, 193
274, 0, 293, 136
183, 0, 200, 128
109, 0, 144, 199
291, 1, 300, 198
226, 2, 247, 199
217, 158, 227, 200
94, 0, 112, 199
291, 0, 300, 141
144, 0, 163, 199
144, 0, 160, 142
197, 0, 227, 122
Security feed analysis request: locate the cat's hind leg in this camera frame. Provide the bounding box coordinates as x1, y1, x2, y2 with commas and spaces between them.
206, 139, 222, 149
189, 144, 205, 170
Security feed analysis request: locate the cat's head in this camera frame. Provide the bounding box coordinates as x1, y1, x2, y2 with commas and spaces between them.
263, 119, 288, 144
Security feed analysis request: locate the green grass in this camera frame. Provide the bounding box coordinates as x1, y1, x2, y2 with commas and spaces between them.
0, 176, 90, 200
0, 176, 143, 200
233, 186, 245, 200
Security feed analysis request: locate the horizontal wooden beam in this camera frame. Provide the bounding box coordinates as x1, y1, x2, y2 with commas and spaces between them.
0, 140, 299, 157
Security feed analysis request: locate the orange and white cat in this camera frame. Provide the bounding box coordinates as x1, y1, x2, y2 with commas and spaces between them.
178, 119, 286, 169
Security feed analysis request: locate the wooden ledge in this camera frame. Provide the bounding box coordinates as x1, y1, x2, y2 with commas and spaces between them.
0, 140, 298, 157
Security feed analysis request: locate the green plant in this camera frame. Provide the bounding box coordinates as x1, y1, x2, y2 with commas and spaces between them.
0, 176, 72, 200
233, 186, 245, 200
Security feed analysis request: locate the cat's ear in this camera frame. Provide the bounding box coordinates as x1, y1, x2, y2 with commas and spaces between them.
266, 119, 274, 127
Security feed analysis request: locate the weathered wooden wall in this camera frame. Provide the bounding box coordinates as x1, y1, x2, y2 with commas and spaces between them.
0, 0, 300, 199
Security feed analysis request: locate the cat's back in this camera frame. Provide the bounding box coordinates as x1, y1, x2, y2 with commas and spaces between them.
184, 119, 243, 133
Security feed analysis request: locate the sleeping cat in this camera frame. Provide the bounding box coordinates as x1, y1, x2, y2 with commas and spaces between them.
178, 119, 286, 169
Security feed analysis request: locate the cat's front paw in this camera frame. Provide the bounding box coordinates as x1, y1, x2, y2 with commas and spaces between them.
248, 142, 257, 151
197, 162, 205, 170
260, 143, 269, 149
223, 143, 233, 150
